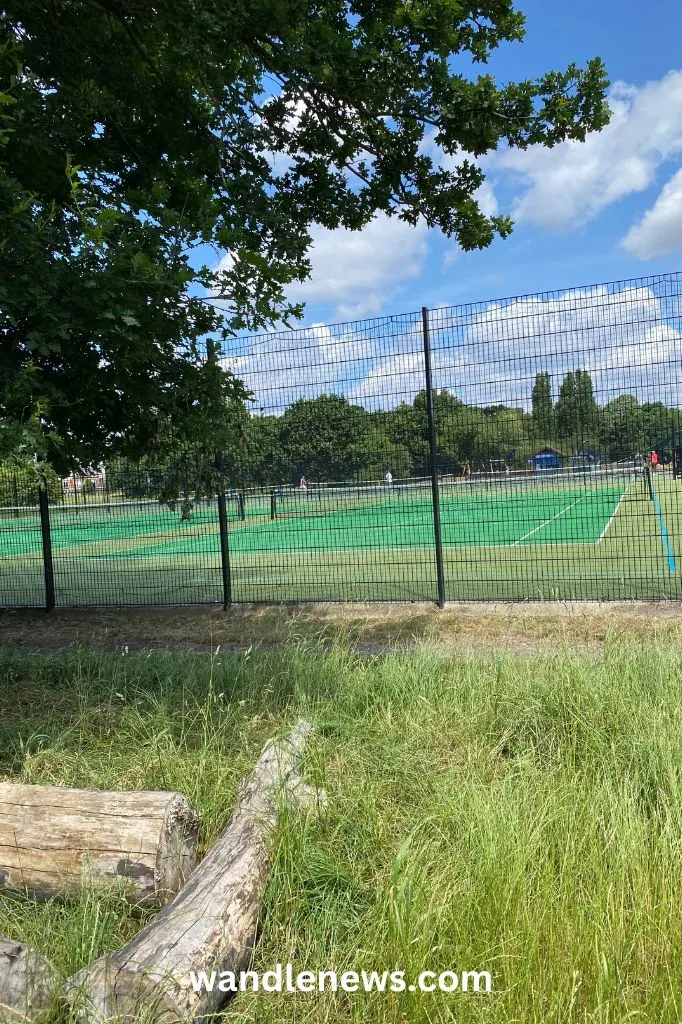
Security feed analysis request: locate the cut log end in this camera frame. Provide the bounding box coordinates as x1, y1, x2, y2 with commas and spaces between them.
156, 793, 200, 899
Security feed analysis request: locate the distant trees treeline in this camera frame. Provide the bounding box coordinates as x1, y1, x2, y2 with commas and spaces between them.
4, 370, 678, 507
104, 370, 682, 495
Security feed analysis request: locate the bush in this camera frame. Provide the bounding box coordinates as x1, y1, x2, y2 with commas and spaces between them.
0, 464, 63, 507
80, 478, 97, 496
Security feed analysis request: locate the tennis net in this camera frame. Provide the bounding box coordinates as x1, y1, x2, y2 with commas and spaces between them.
271, 479, 430, 520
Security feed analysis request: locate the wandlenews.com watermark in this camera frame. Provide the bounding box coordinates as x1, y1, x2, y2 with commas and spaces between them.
189, 964, 492, 996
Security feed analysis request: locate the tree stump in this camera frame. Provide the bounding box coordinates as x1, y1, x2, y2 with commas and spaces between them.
66, 719, 325, 1023
0, 784, 199, 904
0, 937, 59, 1023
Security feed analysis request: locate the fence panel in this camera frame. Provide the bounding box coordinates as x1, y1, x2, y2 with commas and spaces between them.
222, 311, 439, 602
428, 274, 682, 600
0, 470, 45, 608
2, 272, 682, 608
48, 483, 225, 607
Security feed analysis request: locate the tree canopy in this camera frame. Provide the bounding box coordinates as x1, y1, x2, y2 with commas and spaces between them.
1, 1, 610, 469
104, 369, 682, 501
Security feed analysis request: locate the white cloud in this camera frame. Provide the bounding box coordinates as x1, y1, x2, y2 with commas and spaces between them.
622, 167, 682, 259
224, 282, 682, 417
433, 285, 682, 408
286, 214, 428, 318
347, 347, 426, 407
223, 322, 378, 414
473, 178, 499, 219
210, 213, 426, 320
344, 283, 682, 411
491, 71, 682, 231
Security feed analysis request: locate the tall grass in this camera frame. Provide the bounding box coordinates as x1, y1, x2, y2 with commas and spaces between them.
1, 641, 682, 1022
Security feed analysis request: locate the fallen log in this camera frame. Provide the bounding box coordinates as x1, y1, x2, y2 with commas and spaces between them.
0, 784, 199, 903
66, 719, 325, 1023
0, 937, 59, 1023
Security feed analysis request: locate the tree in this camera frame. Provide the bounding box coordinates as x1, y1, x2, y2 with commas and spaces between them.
640, 402, 682, 456
382, 402, 425, 476
574, 369, 599, 436
555, 373, 577, 439
1, 2, 610, 470
599, 395, 644, 462
531, 372, 554, 437
348, 432, 413, 482
276, 394, 370, 481
478, 406, 532, 467
242, 414, 282, 486
411, 388, 471, 471
555, 370, 598, 443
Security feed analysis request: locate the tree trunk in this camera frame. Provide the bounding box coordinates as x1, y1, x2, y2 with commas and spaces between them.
66, 720, 325, 1023
0, 784, 199, 904
0, 937, 59, 1023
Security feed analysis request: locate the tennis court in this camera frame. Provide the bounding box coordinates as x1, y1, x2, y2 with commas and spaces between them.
93, 479, 625, 560
2, 470, 679, 606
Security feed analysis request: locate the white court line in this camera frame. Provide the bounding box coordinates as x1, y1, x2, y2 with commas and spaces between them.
596, 487, 627, 545
512, 495, 588, 547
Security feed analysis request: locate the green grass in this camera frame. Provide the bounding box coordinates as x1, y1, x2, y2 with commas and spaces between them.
2, 475, 682, 606
2, 641, 682, 1021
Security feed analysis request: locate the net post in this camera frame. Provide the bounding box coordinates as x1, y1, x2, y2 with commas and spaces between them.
270, 487, 276, 520
422, 306, 446, 608
37, 481, 55, 612
215, 452, 232, 609
238, 491, 245, 521
645, 465, 654, 501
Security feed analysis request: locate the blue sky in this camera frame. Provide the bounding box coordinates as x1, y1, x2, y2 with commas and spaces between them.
232, 0, 682, 324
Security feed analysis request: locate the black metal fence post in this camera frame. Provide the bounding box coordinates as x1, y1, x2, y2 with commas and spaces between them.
422, 306, 446, 608
38, 484, 55, 611
215, 452, 232, 609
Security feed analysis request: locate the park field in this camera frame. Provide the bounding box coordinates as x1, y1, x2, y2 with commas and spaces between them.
1, 639, 682, 1022
2, 471, 682, 607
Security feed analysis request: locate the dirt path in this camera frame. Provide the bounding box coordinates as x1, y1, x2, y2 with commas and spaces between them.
2, 601, 682, 658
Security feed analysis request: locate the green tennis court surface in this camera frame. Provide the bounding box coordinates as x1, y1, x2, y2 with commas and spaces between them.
0, 500, 226, 559
6, 476, 681, 607
0, 482, 623, 562
192, 484, 620, 555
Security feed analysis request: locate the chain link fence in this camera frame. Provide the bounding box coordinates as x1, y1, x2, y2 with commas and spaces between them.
3, 272, 682, 608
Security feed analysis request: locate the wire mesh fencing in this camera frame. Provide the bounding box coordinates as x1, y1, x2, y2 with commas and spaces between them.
2, 271, 682, 608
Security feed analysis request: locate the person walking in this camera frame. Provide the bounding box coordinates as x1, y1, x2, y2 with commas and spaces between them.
385, 470, 393, 489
